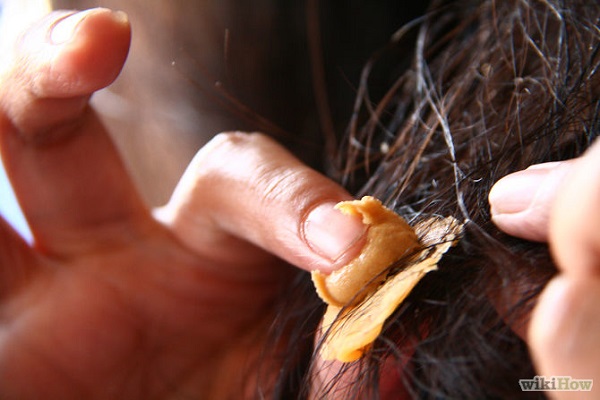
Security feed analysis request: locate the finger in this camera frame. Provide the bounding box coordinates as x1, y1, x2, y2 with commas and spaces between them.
0, 9, 147, 257
488, 161, 574, 242
1, 9, 129, 134
157, 132, 367, 273
549, 140, 600, 275
527, 142, 600, 398
528, 276, 599, 400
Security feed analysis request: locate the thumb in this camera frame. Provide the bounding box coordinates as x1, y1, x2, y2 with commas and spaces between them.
157, 132, 367, 273
488, 160, 574, 242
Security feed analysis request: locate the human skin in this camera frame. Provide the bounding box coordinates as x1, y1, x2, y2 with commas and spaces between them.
490, 141, 600, 400
0, 9, 367, 399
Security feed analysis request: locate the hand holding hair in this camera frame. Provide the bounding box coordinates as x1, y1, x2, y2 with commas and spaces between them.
0, 9, 364, 399
490, 141, 600, 399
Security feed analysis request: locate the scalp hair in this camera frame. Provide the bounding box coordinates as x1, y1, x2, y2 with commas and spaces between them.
267, 0, 600, 398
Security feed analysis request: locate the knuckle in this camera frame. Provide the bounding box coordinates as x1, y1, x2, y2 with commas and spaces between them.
209, 131, 267, 149
189, 131, 268, 185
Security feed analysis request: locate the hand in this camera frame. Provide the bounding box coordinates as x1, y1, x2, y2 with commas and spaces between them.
0, 9, 365, 399
489, 141, 600, 399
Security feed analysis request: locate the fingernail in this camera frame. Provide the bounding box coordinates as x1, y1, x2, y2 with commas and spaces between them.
303, 202, 367, 268
489, 162, 567, 216
50, 10, 93, 45
50, 9, 128, 45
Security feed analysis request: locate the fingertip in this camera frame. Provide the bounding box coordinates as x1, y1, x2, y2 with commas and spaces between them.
1, 8, 131, 140
43, 8, 131, 97
301, 201, 367, 272
49, 9, 129, 46
489, 162, 572, 242
529, 276, 600, 383
528, 276, 570, 365
489, 213, 548, 242
488, 170, 549, 242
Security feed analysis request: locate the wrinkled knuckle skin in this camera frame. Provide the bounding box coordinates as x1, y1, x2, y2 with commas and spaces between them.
259, 166, 308, 205
185, 131, 271, 198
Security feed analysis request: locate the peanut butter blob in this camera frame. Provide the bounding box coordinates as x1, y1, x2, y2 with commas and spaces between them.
312, 196, 463, 362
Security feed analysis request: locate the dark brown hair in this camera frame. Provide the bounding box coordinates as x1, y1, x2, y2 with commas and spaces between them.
267, 0, 600, 398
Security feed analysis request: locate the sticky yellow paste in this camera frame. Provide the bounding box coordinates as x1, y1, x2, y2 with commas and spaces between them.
312, 196, 463, 362
311, 196, 421, 307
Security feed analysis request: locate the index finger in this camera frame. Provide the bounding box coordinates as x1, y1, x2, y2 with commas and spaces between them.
0, 9, 147, 258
